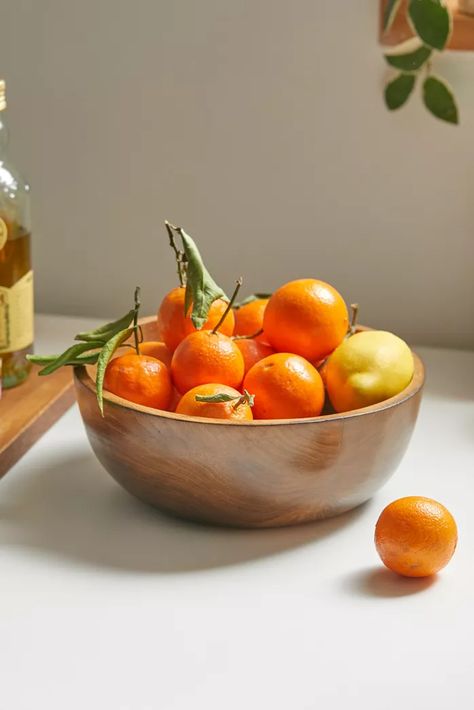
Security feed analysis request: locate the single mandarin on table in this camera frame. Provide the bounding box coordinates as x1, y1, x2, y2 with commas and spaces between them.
263, 278, 348, 362
171, 330, 245, 394
176, 383, 253, 421
234, 298, 269, 343
235, 338, 275, 374
157, 286, 235, 352
375, 496, 458, 578
139, 341, 172, 368
104, 353, 172, 410
243, 352, 325, 420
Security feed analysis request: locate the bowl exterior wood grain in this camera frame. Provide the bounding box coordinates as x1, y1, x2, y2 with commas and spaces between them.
73, 318, 424, 528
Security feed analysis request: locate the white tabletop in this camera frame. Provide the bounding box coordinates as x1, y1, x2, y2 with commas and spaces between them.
1, 315, 473, 710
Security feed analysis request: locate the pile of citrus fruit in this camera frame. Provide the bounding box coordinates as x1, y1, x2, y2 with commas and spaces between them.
97, 222, 415, 421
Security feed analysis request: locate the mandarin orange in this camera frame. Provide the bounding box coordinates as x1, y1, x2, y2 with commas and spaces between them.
169, 387, 182, 411
157, 286, 234, 352
171, 330, 244, 394
243, 352, 324, 420
234, 298, 269, 343
317, 358, 328, 387
235, 338, 275, 374
176, 383, 253, 421
139, 341, 172, 368
375, 497, 458, 578
104, 353, 172, 410
263, 279, 348, 361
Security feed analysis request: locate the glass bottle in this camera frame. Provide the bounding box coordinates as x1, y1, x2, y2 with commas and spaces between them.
0, 79, 33, 388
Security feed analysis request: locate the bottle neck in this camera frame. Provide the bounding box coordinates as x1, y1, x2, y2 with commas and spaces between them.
0, 111, 9, 154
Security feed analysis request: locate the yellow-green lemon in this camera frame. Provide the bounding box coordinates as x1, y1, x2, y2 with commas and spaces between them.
326, 331, 415, 412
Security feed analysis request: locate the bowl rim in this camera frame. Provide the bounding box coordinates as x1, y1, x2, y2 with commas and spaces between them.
73, 318, 425, 427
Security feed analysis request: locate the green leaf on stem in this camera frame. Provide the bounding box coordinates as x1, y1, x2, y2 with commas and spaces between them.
423, 75, 459, 123
383, 0, 402, 31
384, 73, 416, 109
27, 352, 100, 367
30, 289, 141, 416
195, 388, 255, 408
34, 341, 103, 376
408, 0, 452, 50
75, 309, 136, 343
95, 327, 134, 416
195, 393, 237, 403
384, 43, 431, 71
177, 227, 228, 330
235, 293, 272, 309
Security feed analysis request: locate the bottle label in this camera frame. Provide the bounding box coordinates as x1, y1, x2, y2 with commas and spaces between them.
0, 270, 34, 353
0, 217, 7, 251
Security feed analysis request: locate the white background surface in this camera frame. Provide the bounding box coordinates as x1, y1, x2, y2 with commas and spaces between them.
1, 315, 473, 709
0, 2, 473, 347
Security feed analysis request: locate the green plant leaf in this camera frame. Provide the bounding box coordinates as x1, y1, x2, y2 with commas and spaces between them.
177, 227, 228, 330
95, 327, 134, 416
195, 393, 238, 403
75, 309, 135, 343
423, 75, 459, 123
383, 0, 403, 31
384, 43, 431, 70
27, 352, 100, 367
195, 388, 255, 408
384, 73, 416, 109
408, 0, 451, 50
34, 341, 103, 376
235, 292, 272, 309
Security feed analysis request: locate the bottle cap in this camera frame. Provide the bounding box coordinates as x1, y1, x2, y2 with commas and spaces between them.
0, 81, 6, 111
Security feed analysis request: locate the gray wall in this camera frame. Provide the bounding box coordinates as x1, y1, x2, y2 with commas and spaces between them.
1, 1, 473, 348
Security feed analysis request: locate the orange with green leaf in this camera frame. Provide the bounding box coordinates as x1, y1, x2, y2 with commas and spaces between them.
158, 286, 234, 352
157, 223, 234, 351
171, 279, 245, 394
176, 384, 254, 421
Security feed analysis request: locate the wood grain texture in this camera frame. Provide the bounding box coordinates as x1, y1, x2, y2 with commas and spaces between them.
0, 365, 75, 478
380, 0, 474, 50
74, 317, 425, 528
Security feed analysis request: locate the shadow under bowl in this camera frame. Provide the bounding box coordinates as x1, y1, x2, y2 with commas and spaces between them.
73, 317, 425, 528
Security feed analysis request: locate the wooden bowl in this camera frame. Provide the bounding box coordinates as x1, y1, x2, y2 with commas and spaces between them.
73, 317, 425, 528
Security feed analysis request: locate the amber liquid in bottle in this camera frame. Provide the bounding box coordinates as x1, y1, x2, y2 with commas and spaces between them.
0, 80, 34, 388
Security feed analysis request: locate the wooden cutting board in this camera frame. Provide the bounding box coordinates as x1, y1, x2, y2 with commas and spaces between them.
0, 365, 75, 478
